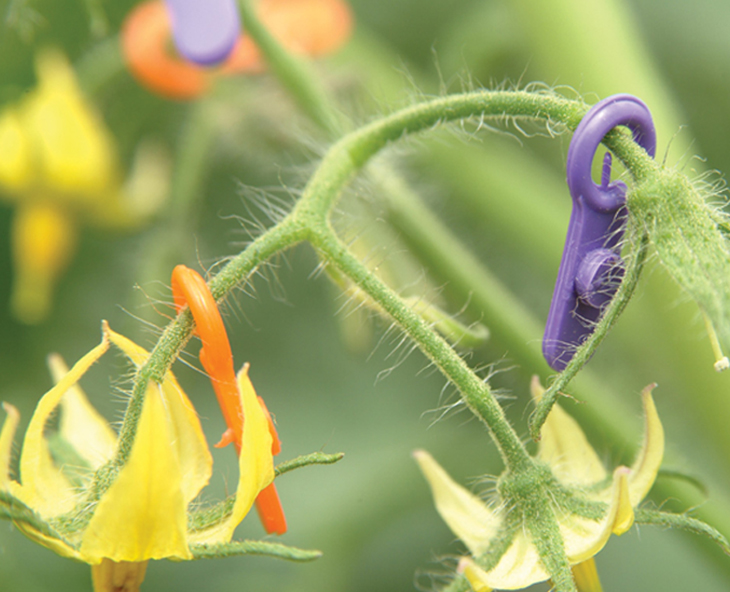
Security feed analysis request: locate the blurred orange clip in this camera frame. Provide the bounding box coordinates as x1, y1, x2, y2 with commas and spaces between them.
122, 0, 353, 99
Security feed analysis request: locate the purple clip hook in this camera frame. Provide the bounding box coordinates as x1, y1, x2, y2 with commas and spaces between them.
543, 94, 656, 371
164, 0, 241, 66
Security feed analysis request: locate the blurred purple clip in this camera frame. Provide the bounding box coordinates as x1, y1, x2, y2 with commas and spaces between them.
543, 94, 656, 371
165, 0, 241, 66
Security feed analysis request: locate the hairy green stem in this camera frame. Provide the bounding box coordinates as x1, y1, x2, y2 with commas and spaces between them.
190, 540, 322, 561
635, 508, 730, 556
275, 451, 345, 477
88, 216, 307, 504
310, 226, 533, 472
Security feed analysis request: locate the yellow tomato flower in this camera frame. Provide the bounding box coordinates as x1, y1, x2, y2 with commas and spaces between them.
415, 377, 664, 591
0, 50, 168, 324
0, 323, 275, 592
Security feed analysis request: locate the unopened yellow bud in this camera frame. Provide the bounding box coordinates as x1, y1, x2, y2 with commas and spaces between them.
11, 203, 76, 324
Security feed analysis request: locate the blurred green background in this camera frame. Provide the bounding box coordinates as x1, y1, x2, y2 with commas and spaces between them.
2, 0, 730, 590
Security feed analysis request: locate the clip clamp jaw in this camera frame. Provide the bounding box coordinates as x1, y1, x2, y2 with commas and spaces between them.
543, 95, 656, 371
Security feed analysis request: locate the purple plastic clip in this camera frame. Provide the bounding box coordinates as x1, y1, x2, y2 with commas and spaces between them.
543, 94, 656, 371
165, 0, 241, 66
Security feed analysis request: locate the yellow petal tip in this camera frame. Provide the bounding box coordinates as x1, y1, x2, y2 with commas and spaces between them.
530, 375, 545, 402
612, 467, 634, 536
2, 401, 20, 420
458, 557, 493, 592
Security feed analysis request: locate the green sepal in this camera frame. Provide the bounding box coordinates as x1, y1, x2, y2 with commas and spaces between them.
634, 508, 730, 555
275, 451, 345, 477
0, 490, 68, 543
189, 540, 322, 562
404, 297, 489, 349
188, 452, 345, 532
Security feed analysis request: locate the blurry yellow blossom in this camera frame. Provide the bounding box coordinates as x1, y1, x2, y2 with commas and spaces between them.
0, 323, 276, 592
0, 50, 168, 323
415, 378, 664, 591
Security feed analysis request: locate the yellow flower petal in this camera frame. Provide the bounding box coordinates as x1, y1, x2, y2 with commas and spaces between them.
227, 367, 275, 532
15, 335, 109, 517
458, 557, 493, 592
532, 376, 607, 487
104, 324, 212, 505
0, 403, 20, 488
80, 382, 191, 562
25, 50, 119, 202
463, 469, 631, 590
102, 325, 148, 367
0, 109, 32, 194
47, 353, 117, 471
562, 468, 631, 564
611, 468, 635, 536
627, 385, 664, 506
11, 203, 77, 324
413, 449, 499, 557
479, 530, 548, 588
190, 365, 274, 544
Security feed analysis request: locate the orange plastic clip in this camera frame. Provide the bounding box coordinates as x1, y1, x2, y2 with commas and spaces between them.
171, 264, 287, 534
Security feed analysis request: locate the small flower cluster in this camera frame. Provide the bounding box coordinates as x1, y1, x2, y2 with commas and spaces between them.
0, 50, 167, 323
415, 377, 664, 590
0, 266, 334, 592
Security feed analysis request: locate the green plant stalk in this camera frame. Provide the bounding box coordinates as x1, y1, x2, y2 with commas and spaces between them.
311, 226, 577, 589
377, 159, 645, 443
274, 452, 345, 477
509, 0, 688, 164
311, 226, 532, 471
235, 0, 630, 441
190, 540, 322, 561
236, 0, 343, 135
75, 35, 124, 97
137, 98, 221, 298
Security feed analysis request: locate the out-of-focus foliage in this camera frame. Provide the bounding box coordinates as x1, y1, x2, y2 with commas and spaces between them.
1, 0, 730, 591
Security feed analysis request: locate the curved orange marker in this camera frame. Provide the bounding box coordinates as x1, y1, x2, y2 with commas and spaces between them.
221, 0, 353, 75
171, 264, 287, 535
260, 0, 353, 57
